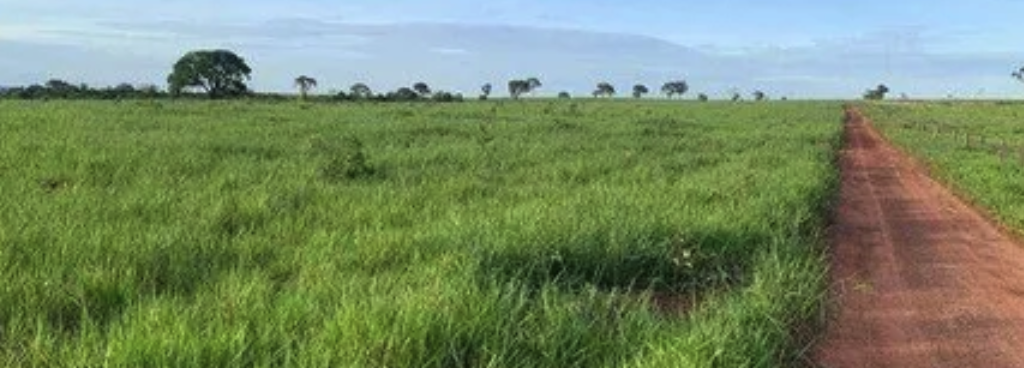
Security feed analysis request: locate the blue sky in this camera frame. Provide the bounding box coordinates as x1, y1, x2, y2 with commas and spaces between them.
2, 0, 1023, 98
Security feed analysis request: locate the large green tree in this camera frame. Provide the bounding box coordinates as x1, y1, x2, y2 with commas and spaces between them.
167, 50, 252, 98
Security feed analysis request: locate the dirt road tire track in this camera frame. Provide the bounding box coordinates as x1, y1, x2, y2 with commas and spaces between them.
812, 108, 1024, 367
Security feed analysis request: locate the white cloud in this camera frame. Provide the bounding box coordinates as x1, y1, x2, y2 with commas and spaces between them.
429, 47, 471, 56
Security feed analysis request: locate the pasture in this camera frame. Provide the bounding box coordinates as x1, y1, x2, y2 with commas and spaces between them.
0, 100, 841, 367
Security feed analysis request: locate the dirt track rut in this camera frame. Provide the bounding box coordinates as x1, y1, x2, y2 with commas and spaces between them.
813, 108, 1024, 367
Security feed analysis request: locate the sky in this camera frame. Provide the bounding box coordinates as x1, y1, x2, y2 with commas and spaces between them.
1, 0, 1023, 98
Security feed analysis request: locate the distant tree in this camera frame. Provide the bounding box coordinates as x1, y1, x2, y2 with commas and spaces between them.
661, 80, 689, 98
863, 84, 890, 100
167, 49, 252, 98
16, 84, 46, 99
503, 78, 542, 99
21, 84, 47, 99
350, 83, 373, 99
730, 91, 742, 102
558, 91, 571, 99
413, 82, 432, 97
112, 83, 136, 93
632, 84, 649, 99
480, 83, 492, 100
45, 79, 75, 91
138, 84, 161, 98
1013, 66, 1024, 83
752, 90, 767, 101
526, 77, 542, 95
432, 91, 463, 102
294, 75, 318, 100
697, 93, 709, 102
593, 82, 616, 98
390, 87, 420, 101
44, 79, 80, 98
508, 79, 532, 99
106, 83, 137, 99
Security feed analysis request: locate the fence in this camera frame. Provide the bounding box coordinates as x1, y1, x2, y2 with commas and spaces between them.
893, 120, 1024, 166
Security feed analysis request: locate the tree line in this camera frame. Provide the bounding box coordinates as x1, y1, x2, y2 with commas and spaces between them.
0, 49, 705, 102
14, 48, 972, 102
0, 80, 166, 100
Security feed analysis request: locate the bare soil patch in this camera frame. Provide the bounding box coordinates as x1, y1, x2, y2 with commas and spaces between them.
813, 108, 1024, 367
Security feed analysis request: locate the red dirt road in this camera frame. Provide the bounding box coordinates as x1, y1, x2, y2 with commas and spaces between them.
812, 108, 1024, 367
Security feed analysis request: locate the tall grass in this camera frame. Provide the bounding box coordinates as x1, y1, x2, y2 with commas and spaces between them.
0, 100, 841, 367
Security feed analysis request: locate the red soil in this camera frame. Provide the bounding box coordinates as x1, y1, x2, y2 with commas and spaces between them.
813, 108, 1024, 367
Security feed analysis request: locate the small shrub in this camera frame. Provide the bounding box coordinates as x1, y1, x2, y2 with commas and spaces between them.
307, 136, 378, 182
39, 176, 73, 193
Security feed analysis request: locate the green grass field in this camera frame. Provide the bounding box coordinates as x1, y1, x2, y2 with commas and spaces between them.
865, 102, 1024, 230
0, 100, 841, 367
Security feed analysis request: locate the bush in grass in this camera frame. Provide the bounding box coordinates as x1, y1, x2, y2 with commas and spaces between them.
306, 136, 377, 181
